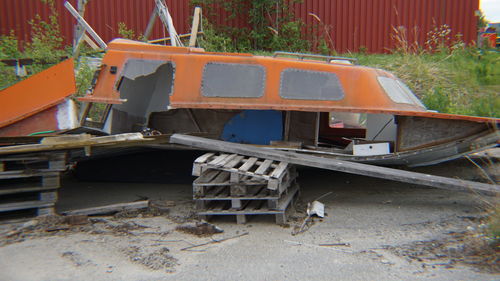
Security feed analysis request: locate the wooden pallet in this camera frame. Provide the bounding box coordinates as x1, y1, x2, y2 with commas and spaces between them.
0, 152, 65, 220
197, 183, 299, 225
192, 153, 299, 225
193, 153, 296, 192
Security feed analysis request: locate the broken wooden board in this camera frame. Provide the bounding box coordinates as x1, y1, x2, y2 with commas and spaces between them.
170, 134, 500, 196
0, 133, 151, 155
61, 200, 149, 216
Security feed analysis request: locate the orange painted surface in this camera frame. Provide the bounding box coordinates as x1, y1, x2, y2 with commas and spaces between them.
81, 40, 499, 124
0, 104, 59, 137
0, 59, 76, 128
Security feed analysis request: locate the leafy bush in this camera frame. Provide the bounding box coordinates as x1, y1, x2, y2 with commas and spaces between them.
192, 0, 309, 52
0, 32, 22, 90
0, 0, 67, 89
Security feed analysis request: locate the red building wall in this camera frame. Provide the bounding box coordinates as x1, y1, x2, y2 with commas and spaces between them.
0, 0, 479, 53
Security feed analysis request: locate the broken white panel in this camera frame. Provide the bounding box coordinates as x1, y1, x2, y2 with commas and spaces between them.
56, 98, 78, 130
353, 142, 390, 156
307, 200, 325, 218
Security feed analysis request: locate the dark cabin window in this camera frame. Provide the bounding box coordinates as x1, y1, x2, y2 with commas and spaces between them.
280, 68, 345, 100
201, 63, 266, 98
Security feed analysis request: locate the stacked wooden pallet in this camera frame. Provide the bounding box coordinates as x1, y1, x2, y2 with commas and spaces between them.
192, 153, 299, 225
0, 152, 66, 221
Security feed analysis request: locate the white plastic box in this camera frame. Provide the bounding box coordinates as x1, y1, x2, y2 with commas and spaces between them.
353, 142, 390, 156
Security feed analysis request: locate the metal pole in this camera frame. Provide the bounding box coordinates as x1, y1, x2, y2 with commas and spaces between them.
64, 1, 107, 49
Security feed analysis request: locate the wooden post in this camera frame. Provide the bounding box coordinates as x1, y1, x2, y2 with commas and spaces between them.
143, 8, 158, 40
189, 7, 202, 47
72, 0, 87, 56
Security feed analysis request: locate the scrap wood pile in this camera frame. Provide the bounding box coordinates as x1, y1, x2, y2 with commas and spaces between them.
192, 152, 299, 224
0, 152, 66, 221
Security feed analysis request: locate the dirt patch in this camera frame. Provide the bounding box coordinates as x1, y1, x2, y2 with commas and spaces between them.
113, 200, 174, 219
0, 215, 95, 246
175, 222, 223, 237
124, 246, 177, 272
387, 230, 500, 273
61, 251, 96, 267
0, 212, 170, 246
104, 221, 149, 235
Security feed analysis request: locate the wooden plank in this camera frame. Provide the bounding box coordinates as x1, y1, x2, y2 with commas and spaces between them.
42, 175, 60, 188
37, 207, 55, 216
215, 154, 238, 167
212, 171, 230, 184
239, 157, 258, 172
0, 186, 58, 196
194, 153, 214, 164
41, 134, 91, 145
0, 170, 61, 180
270, 161, 289, 178
189, 7, 202, 47
208, 154, 229, 166
193, 170, 221, 185
0, 133, 148, 155
143, 8, 158, 40
171, 134, 500, 196
61, 200, 149, 216
224, 155, 245, 169
277, 184, 300, 210
255, 159, 273, 175
199, 193, 279, 200
0, 155, 48, 162
0, 201, 54, 212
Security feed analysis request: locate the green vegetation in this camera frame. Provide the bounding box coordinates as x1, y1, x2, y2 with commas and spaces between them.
350, 49, 500, 117
0, 0, 66, 90
192, 0, 309, 52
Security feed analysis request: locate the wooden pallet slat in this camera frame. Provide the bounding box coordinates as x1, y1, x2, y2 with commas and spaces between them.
195, 153, 215, 164
223, 155, 245, 169
215, 154, 238, 167
239, 157, 258, 172
255, 159, 273, 175
270, 161, 289, 178
208, 154, 229, 166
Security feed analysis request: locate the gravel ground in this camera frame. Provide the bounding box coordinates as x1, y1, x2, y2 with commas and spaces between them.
0, 153, 498, 281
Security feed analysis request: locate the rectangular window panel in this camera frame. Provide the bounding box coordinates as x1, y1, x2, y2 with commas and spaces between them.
280, 69, 345, 100
377, 76, 425, 108
202, 63, 266, 98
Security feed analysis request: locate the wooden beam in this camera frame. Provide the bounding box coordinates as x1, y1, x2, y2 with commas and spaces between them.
72, 0, 87, 57
62, 200, 149, 216
143, 8, 158, 40
170, 134, 500, 196
148, 32, 203, 44
83, 34, 100, 50
0, 133, 149, 155
189, 7, 202, 47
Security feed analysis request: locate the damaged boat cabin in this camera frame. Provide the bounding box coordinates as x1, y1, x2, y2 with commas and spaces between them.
79, 39, 499, 166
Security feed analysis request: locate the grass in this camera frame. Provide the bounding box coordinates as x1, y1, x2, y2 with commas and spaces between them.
350, 49, 500, 117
